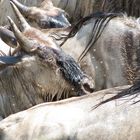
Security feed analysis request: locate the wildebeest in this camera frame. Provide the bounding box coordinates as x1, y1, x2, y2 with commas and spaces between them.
10, 0, 71, 28
0, 83, 140, 140
4, 2, 140, 91
51, 0, 104, 22
41, 12, 140, 90
51, 0, 140, 23
0, 39, 94, 118
1, 0, 140, 26
0, 2, 94, 118
10, 0, 104, 24
26, 0, 140, 24
58, 13, 140, 91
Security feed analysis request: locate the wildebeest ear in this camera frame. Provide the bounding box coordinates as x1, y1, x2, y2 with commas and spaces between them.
0, 26, 17, 48
81, 76, 95, 94
0, 56, 21, 65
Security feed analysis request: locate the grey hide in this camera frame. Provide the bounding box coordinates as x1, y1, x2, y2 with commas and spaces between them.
1, 85, 140, 140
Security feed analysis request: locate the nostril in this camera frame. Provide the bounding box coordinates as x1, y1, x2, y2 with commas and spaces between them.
81, 76, 95, 94
83, 82, 95, 93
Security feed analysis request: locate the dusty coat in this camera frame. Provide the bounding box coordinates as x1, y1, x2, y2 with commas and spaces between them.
1, 85, 140, 140
3, 9, 140, 91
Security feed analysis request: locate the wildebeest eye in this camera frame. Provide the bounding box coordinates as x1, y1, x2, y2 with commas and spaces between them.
49, 21, 56, 28
39, 20, 46, 28
39, 18, 56, 28
43, 54, 56, 63
11, 38, 17, 45
47, 57, 54, 62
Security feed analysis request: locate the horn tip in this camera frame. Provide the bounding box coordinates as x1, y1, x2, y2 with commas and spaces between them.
10, 1, 13, 4
7, 16, 13, 25
10, 0, 14, 2
10, 0, 14, 4
10, 1, 16, 9
7, 16, 11, 20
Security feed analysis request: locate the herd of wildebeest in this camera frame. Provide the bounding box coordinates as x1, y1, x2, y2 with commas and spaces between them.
0, 0, 140, 139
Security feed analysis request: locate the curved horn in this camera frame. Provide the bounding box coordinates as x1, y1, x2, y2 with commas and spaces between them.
10, 1, 30, 31
7, 16, 35, 52
10, 0, 30, 15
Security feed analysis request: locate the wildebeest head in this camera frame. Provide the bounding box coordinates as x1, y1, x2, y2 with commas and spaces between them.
0, 41, 94, 118
4, 2, 94, 102
10, 0, 71, 29
7, 16, 94, 99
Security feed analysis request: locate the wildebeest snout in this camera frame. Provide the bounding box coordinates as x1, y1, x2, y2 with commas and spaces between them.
81, 76, 95, 94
